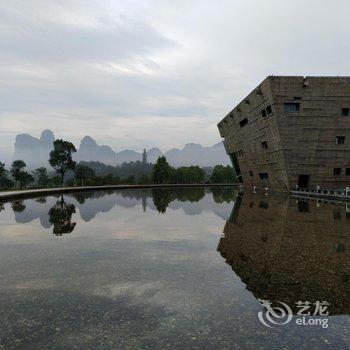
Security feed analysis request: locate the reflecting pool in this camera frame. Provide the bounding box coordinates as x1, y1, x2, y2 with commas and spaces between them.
0, 187, 349, 349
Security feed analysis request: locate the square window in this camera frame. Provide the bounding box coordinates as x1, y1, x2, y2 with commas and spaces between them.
249, 171, 253, 177
261, 141, 268, 149
341, 108, 350, 116
335, 243, 345, 252
259, 172, 269, 180
333, 210, 341, 220
298, 201, 309, 213
266, 106, 272, 115
261, 109, 267, 117
336, 136, 345, 145
333, 168, 342, 176
239, 118, 248, 127
284, 102, 300, 113
259, 201, 268, 209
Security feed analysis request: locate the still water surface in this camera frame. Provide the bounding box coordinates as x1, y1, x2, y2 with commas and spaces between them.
0, 187, 349, 349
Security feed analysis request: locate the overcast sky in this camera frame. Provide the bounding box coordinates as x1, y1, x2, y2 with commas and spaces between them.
0, 0, 349, 162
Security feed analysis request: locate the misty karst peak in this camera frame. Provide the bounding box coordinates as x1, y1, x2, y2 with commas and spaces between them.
13, 131, 230, 168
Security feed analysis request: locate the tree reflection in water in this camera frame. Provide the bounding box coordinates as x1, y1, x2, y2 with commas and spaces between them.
35, 197, 47, 204
210, 186, 236, 203
11, 200, 26, 213
6, 187, 236, 231
152, 187, 206, 213
49, 195, 76, 236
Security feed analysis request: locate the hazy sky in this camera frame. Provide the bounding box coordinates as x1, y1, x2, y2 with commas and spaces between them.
0, 0, 349, 162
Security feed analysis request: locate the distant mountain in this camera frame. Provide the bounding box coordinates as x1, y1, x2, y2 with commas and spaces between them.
116, 149, 141, 164
75, 136, 117, 165
147, 147, 163, 163
13, 129, 54, 169
164, 142, 230, 167
82, 142, 230, 167
13, 130, 230, 168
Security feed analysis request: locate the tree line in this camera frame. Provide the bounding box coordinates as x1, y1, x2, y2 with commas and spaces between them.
0, 139, 236, 190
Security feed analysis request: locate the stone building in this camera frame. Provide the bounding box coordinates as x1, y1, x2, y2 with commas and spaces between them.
218, 76, 350, 191
218, 193, 350, 315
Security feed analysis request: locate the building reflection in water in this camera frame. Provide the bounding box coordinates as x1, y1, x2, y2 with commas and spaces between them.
218, 193, 350, 315
49, 195, 76, 236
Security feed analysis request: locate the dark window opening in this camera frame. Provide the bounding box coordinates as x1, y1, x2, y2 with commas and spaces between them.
229, 153, 243, 183
333, 168, 342, 176
284, 102, 300, 113
261, 141, 268, 149
259, 201, 268, 209
261, 109, 267, 117
266, 105, 272, 115
336, 136, 345, 145
298, 174, 310, 188
245, 98, 250, 104
336, 243, 345, 253
294, 96, 302, 100
341, 273, 349, 283
239, 118, 248, 127
249, 171, 253, 177
259, 172, 269, 180
298, 201, 309, 213
334, 210, 341, 220
346, 168, 350, 176
341, 108, 350, 116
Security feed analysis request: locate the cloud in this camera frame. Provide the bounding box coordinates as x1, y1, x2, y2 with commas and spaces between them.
0, 0, 349, 161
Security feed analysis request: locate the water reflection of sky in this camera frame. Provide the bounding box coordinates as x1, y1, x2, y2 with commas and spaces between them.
0, 188, 349, 349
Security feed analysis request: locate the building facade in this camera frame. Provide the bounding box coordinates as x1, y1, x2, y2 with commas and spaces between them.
218, 76, 350, 191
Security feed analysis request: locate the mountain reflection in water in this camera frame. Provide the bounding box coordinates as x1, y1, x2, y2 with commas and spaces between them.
2, 187, 236, 236
218, 193, 350, 315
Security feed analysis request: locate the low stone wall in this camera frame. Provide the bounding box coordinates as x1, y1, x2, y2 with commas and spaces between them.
0, 183, 237, 202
